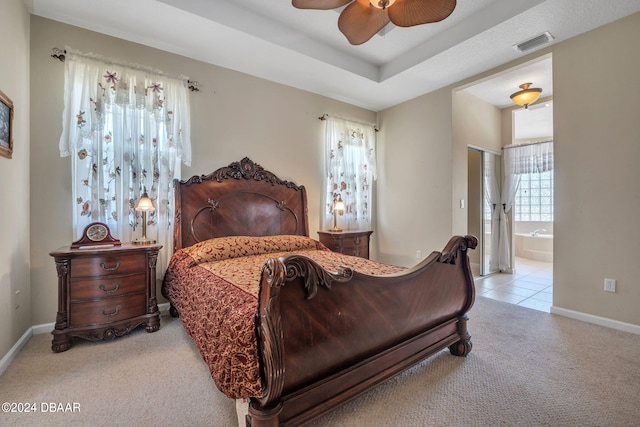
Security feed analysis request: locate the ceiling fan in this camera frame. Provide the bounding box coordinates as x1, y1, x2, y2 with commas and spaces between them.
292, 0, 457, 45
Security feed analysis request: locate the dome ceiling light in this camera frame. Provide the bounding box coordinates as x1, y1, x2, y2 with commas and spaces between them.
510, 82, 542, 109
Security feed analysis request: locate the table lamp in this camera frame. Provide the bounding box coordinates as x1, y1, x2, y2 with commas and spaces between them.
331, 194, 345, 232
133, 188, 156, 245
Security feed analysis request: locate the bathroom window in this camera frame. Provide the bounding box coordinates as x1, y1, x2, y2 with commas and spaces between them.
514, 170, 554, 222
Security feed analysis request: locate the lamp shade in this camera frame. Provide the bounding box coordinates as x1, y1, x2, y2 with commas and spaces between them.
333, 200, 346, 212
136, 188, 156, 212
133, 189, 156, 245
135, 193, 155, 212
510, 82, 542, 109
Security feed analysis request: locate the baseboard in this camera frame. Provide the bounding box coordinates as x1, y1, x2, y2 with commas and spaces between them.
0, 327, 33, 377
551, 306, 640, 335
33, 322, 55, 335
1, 303, 174, 376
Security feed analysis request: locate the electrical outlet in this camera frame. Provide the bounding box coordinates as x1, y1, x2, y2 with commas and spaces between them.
604, 278, 616, 293
416, 250, 422, 259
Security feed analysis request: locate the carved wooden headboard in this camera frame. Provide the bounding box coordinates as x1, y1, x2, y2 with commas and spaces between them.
173, 157, 310, 250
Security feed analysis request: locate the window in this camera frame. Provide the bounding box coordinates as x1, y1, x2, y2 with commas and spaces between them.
323, 116, 377, 231
514, 170, 554, 222
59, 48, 191, 273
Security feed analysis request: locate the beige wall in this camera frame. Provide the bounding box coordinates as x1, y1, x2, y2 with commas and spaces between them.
452, 90, 502, 236
0, 0, 31, 360
375, 82, 502, 270
376, 88, 453, 267
375, 80, 501, 271
29, 16, 376, 326
552, 13, 640, 324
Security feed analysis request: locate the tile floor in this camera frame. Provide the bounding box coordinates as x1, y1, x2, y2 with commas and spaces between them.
473, 257, 553, 312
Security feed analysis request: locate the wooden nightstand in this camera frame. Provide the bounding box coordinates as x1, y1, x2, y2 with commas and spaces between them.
49, 243, 162, 352
317, 230, 373, 259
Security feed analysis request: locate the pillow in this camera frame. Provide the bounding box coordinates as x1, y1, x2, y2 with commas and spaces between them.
182, 235, 321, 265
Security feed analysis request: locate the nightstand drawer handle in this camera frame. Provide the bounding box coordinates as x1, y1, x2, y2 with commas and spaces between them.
102, 305, 121, 317
99, 282, 121, 294
100, 261, 121, 271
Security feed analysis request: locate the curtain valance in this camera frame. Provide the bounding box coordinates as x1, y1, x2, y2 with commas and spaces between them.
59, 47, 192, 166
504, 141, 553, 175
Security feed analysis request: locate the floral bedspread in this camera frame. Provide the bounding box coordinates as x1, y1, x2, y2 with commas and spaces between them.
162, 235, 404, 399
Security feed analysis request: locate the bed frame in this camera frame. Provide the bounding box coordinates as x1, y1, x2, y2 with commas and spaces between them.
171, 157, 477, 426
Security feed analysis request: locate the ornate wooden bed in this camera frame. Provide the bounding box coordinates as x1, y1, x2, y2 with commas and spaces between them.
162, 157, 477, 426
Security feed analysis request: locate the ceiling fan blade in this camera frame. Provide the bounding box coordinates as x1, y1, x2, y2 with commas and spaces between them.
338, 0, 390, 45
292, 0, 352, 10
388, 0, 457, 27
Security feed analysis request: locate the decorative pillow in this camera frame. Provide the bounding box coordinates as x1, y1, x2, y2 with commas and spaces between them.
182, 235, 322, 266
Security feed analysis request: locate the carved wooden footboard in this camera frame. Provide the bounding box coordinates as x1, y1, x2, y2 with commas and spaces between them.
249, 234, 477, 426
169, 158, 477, 426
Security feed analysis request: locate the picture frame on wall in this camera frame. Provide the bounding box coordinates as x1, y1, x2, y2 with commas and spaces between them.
0, 89, 14, 159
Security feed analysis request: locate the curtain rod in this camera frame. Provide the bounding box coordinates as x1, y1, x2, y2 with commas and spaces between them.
318, 114, 379, 132
503, 140, 553, 150
51, 47, 201, 92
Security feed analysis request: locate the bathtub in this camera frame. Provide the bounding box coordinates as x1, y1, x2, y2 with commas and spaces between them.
515, 233, 553, 263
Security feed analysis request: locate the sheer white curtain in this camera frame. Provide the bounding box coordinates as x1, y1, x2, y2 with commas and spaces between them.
498, 173, 520, 272
483, 153, 501, 272
324, 116, 377, 231
499, 141, 553, 270
59, 48, 192, 275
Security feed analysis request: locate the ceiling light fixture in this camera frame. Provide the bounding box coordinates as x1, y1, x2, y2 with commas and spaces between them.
292, 0, 457, 45
371, 0, 397, 9
510, 82, 542, 109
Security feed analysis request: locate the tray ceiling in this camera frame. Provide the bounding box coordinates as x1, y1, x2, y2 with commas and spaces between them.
28, 0, 640, 111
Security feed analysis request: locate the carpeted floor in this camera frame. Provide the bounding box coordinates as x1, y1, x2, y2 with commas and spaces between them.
1, 296, 639, 426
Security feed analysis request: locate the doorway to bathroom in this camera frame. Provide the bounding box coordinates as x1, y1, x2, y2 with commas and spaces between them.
511, 105, 554, 270
455, 54, 554, 311
476, 102, 554, 312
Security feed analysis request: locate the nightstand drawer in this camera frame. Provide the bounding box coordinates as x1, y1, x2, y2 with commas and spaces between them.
317, 230, 373, 259
69, 293, 147, 327
71, 254, 146, 277
70, 273, 147, 301
343, 242, 369, 258
337, 237, 366, 255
